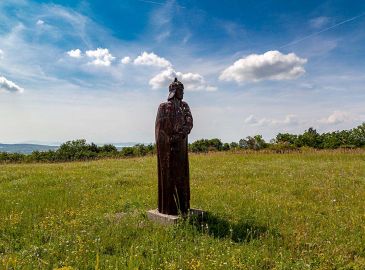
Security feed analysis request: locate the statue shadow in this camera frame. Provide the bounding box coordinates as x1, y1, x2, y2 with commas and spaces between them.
188, 211, 277, 243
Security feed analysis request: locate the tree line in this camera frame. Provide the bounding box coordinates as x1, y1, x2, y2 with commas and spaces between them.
0, 123, 364, 163
191, 123, 365, 151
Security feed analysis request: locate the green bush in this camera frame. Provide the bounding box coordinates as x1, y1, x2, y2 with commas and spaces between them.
229, 142, 239, 149
268, 142, 298, 153
189, 138, 223, 153
1, 122, 364, 164
239, 135, 267, 150
272, 123, 365, 149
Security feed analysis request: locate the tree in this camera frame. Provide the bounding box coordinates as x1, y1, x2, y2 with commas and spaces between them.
99, 144, 118, 153
350, 123, 365, 147
239, 135, 267, 150
56, 139, 97, 161
207, 138, 223, 151
296, 127, 322, 148
229, 142, 239, 149
189, 139, 224, 152
275, 133, 298, 145
222, 143, 230, 151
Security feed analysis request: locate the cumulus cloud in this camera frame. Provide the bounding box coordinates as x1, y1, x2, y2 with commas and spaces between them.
134, 51, 172, 68
244, 114, 298, 126
67, 49, 82, 58
319, 111, 351, 124
149, 67, 217, 91
179, 72, 217, 91
244, 115, 265, 125
126, 51, 216, 91
273, 114, 299, 125
219, 50, 307, 83
149, 68, 175, 89
121, 56, 131, 64
86, 48, 115, 66
0, 76, 24, 93
36, 19, 45, 26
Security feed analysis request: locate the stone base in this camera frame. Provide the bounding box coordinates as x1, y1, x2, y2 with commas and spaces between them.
147, 209, 180, 225
147, 208, 205, 225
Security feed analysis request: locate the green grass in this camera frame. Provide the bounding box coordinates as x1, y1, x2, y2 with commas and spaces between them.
1, 151, 365, 269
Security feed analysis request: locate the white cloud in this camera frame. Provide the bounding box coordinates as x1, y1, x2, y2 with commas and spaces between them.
149, 67, 176, 89
219, 50, 307, 83
0, 76, 24, 93
244, 115, 272, 126
273, 114, 299, 125
0, 49, 3, 59
131, 51, 216, 91
149, 67, 217, 91
67, 48, 82, 58
319, 111, 351, 124
244, 115, 257, 124
121, 56, 131, 64
36, 19, 44, 26
309, 16, 330, 29
86, 48, 115, 66
134, 51, 172, 68
178, 72, 217, 91
244, 114, 299, 126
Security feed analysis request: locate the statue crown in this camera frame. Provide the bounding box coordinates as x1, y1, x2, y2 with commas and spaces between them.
169, 77, 184, 92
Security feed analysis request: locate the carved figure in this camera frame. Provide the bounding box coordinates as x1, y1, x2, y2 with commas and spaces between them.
155, 78, 193, 215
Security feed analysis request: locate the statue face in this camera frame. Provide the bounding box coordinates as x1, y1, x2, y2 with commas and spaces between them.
175, 87, 184, 100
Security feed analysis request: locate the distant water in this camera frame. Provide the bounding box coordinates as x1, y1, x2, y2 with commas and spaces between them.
0, 144, 59, 154
0, 142, 145, 154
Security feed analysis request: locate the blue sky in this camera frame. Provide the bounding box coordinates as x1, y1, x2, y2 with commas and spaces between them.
0, 0, 364, 144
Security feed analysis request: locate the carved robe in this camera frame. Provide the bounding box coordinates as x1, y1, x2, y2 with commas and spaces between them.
155, 98, 193, 215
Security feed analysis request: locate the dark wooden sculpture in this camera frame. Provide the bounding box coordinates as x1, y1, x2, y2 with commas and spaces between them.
155, 78, 193, 215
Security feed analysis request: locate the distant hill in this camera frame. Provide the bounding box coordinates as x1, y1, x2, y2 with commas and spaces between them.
0, 144, 59, 154
0, 142, 144, 154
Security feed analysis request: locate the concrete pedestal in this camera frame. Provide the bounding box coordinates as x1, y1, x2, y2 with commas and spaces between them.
147, 208, 205, 225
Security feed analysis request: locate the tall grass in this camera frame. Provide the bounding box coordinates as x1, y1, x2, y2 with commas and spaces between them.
0, 151, 364, 269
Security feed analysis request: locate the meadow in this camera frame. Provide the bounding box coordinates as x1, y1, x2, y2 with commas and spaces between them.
0, 150, 365, 269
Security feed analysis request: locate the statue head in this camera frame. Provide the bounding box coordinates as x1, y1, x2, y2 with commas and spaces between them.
168, 78, 184, 100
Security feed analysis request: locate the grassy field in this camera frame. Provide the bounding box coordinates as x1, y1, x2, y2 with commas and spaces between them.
0, 150, 365, 269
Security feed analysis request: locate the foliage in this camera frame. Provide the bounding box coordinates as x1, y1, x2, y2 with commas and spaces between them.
229, 142, 239, 149
267, 142, 298, 153
0, 140, 156, 163
239, 135, 267, 150
119, 144, 155, 157
273, 123, 365, 149
275, 133, 298, 145
222, 143, 230, 151
1, 123, 365, 163
189, 138, 223, 153
56, 139, 98, 161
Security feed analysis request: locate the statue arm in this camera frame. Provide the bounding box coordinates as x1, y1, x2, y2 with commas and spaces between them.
182, 102, 193, 135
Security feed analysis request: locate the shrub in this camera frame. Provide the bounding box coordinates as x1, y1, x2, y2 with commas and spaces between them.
239, 135, 267, 150
99, 144, 118, 153
189, 138, 223, 153
222, 143, 230, 151
120, 147, 136, 157
1, 122, 365, 164
268, 142, 298, 153
229, 142, 239, 149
